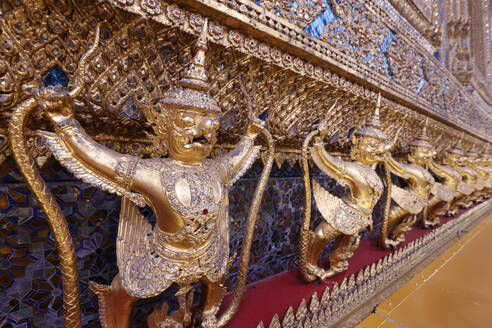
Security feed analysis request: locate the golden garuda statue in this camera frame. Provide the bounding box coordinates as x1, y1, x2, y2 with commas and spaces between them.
463, 146, 490, 203
427, 145, 470, 218
298, 95, 393, 282
406, 125, 455, 228
440, 140, 480, 211
379, 125, 434, 248
477, 146, 492, 194
9, 20, 274, 328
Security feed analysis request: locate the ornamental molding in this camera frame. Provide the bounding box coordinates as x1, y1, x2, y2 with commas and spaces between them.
386, 0, 442, 47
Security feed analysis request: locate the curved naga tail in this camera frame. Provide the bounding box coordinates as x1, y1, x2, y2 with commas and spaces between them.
380, 160, 393, 248
8, 26, 101, 328
68, 24, 101, 98
216, 85, 275, 328
298, 129, 321, 282
298, 98, 340, 281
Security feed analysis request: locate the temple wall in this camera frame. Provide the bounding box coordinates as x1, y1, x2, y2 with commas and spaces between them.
0, 0, 491, 327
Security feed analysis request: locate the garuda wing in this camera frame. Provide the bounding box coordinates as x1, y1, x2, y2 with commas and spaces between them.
457, 181, 474, 195
116, 196, 152, 269
391, 185, 426, 214
40, 130, 145, 207
431, 182, 455, 202
312, 179, 370, 235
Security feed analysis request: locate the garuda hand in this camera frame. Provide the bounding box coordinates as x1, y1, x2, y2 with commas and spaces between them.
32, 85, 75, 123
246, 116, 265, 137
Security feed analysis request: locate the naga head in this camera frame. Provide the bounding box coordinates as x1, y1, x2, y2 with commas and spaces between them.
408, 121, 436, 165
350, 93, 389, 165
143, 19, 221, 164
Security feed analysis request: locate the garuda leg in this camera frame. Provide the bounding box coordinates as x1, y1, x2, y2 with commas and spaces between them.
90, 274, 137, 328
306, 222, 343, 281
195, 277, 226, 328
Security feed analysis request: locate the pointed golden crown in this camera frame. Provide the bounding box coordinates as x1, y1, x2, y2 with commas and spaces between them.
160, 18, 220, 114
446, 134, 465, 156
355, 93, 387, 140
465, 144, 479, 158
409, 119, 433, 148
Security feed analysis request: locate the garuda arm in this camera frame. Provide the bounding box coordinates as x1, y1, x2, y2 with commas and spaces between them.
385, 154, 412, 181
428, 160, 460, 187
311, 137, 351, 186
220, 121, 262, 186
36, 90, 145, 207
311, 136, 375, 203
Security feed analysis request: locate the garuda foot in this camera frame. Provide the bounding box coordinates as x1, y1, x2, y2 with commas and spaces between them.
302, 269, 318, 283
306, 264, 336, 281
446, 207, 458, 217
423, 218, 440, 228
430, 218, 440, 227
422, 220, 433, 228
89, 282, 115, 328
198, 307, 219, 328
381, 238, 398, 249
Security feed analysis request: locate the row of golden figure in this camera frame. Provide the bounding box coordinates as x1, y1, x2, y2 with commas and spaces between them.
8, 21, 492, 328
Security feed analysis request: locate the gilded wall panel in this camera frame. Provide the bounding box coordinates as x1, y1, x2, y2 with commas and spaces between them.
0, 0, 491, 148
0, 0, 491, 327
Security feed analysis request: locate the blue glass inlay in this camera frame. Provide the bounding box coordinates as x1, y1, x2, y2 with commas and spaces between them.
304, 0, 336, 39
258, 111, 268, 121
433, 51, 440, 60
416, 56, 426, 95
440, 79, 448, 95
347, 127, 355, 139
43, 66, 69, 88
416, 79, 426, 95
273, 5, 281, 17
379, 30, 394, 80
380, 30, 394, 53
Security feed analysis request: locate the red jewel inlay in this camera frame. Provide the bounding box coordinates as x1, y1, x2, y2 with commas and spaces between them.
203, 209, 208, 215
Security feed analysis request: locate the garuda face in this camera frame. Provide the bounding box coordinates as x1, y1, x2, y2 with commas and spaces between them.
442, 150, 464, 166
350, 134, 387, 165
167, 109, 220, 163
408, 145, 435, 165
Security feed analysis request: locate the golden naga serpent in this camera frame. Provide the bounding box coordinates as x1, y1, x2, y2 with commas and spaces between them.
8, 25, 101, 328
217, 76, 275, 327
217, 126, 274, 326
298, 99, 340, 282
299, 128, 321, 282
380, 125, 404, 248
380, 160, 393, 247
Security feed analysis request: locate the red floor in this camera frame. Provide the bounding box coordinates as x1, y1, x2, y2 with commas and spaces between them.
220, 205, 478, 327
